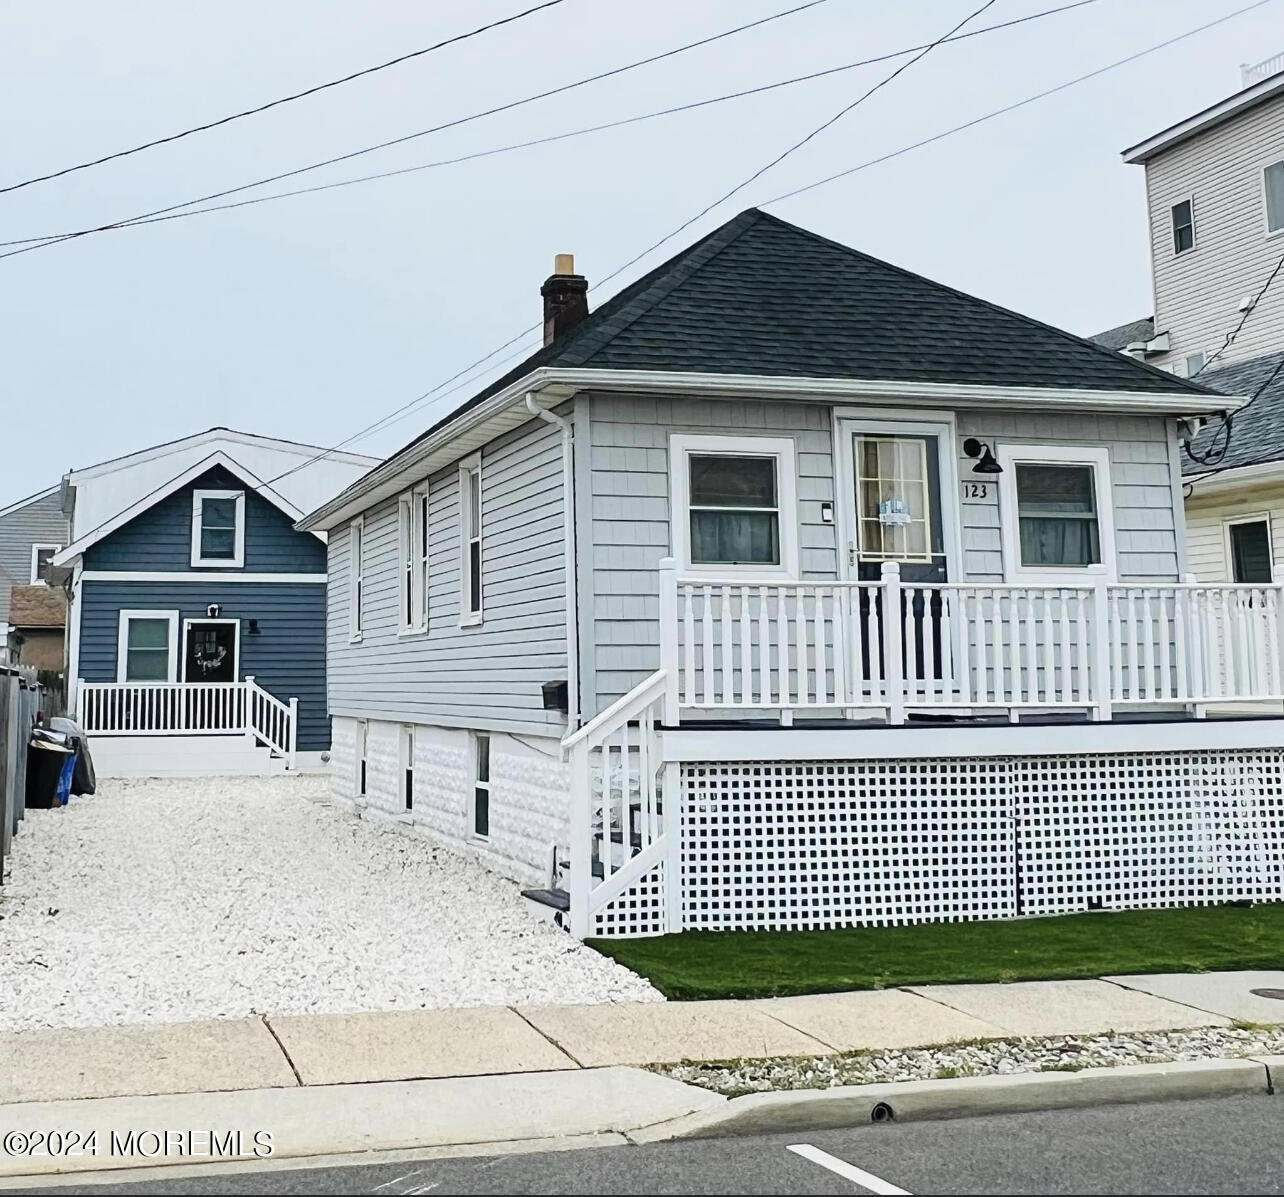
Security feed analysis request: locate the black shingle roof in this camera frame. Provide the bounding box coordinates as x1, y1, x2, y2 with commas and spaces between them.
1090, 316, 1155, 352
392, 208, 1214, 465
1183, 351, 1284, 475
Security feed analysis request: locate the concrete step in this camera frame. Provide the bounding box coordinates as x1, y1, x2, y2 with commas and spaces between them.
521, 887, 570, 930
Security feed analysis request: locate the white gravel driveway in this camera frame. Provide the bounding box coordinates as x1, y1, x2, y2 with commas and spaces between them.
0, 775, 659, 1031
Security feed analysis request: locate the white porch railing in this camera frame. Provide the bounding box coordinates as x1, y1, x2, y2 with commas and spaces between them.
563, 670, 670, 938
658, 558, 1284, 723
76, 676, 298, 766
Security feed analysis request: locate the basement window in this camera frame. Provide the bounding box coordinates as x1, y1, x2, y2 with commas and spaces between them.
472, 733, 490, 839
400, 724, 415, 812
355, 719, 368, 797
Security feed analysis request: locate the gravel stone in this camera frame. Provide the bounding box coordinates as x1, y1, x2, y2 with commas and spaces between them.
0, 776, 660, 1031
659, 1023, 1284, 1096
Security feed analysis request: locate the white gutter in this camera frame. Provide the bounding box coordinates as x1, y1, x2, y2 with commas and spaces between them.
301, 367, 1240, 531
524, 392, 580, 729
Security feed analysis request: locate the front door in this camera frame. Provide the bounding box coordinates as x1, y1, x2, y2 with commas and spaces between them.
842, 425, 952, 693
183, 620, 238, 683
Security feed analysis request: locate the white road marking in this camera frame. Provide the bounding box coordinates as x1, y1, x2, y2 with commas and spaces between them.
787, 1143, 911, 1195
371, 1168, 432, 1193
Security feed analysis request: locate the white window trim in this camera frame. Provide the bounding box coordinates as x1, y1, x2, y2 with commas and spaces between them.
181, 617, 240, 682
1263, 158, 1284, 239
116, 609, 179, 683
459, 453, 483, 627
191, 489, 246, 568
669, 433, 800, 578
1170, 194, 1196, 256
1223, 511, 1274, 583
348, 516, 364, 642
471, 731, 490, 841
29, 542, 61, 584
997, 444, 1117, 585
397, 487, 430, 636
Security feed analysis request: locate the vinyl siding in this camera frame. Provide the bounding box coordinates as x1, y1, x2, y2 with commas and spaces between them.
327, 413, 568, 736
0, 490, 67, 625
84, 465, 326, 573
78, 580, 329, 750
587, 394, 1183, 711
1145, 92, 1284, 371
1184, 479, 1284, 582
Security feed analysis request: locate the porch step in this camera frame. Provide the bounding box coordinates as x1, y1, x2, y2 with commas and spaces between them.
521, 887, 570, 929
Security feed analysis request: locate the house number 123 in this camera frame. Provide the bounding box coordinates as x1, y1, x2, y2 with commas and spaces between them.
962, 482, 990, 499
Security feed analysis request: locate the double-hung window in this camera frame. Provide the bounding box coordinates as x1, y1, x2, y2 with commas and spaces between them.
117, 610, 178, 682
1265, 160, 1284, 235
191, 489, 244, 567
348, 517, 364, 641
398, 487, 429, 634
1226, 514, 1273, 583
669, 434, 799, 575
1171, 197, 1195, 254
459, 454, 483, 625
997, 445, 1116, 583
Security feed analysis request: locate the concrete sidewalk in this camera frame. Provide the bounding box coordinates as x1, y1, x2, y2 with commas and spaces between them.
5, 971, 1281, 1108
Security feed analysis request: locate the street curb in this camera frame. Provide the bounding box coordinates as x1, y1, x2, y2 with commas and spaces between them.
630, 1057, 1273, 1142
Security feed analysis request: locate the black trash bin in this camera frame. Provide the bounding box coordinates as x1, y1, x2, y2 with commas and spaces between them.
26, 733, 74, 810
50, 716, 96, 796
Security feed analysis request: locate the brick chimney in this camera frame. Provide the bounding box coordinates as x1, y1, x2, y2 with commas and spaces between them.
540, 253, 588, 345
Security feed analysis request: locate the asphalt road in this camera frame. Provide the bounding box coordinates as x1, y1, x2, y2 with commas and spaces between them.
18, 1093, 1284, 1195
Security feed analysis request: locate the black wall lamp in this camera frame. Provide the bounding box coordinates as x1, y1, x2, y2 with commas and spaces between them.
962, 437, 1004, 475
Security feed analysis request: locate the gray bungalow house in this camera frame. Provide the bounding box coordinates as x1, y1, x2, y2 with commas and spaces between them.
302, 209, 1284, 939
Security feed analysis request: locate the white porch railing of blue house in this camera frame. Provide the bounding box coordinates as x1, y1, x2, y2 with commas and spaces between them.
657, 558, 1284, 721
76, 676, 297, 767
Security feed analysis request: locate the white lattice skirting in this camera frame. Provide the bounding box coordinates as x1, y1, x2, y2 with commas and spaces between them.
601, 749, 1284, 936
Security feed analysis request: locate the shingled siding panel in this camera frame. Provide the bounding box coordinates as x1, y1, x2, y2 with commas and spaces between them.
326, 414, 568, 737
587, 392, 836, 711
78, 580, 329, 750
0, 489, 67, 625
954, 410, 1181, 582
84, 465, 326, 574
586, 396, 1183, 713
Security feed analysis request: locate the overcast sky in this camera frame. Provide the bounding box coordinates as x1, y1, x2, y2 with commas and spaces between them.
2, 0, 1280, 503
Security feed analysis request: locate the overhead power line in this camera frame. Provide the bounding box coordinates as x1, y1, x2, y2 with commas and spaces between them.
0, 0, 1101, 249
264, 0, 1269, 486
261, 0, 1004, 489
0, 0, 835, 261
0, 0, 572, 197
759, 0, 1276, 205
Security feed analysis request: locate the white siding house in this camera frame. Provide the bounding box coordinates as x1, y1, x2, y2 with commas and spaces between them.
306, 209, 1284, 939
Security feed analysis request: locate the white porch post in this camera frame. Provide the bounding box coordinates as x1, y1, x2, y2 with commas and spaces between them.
1184, 572, 1208, 718
1091, 579, 1113, 722
658, 556, 680, 726
568, 739, 593, 938
288, 697, 299, 770
881, 561, 906, 725
243, 675, 255, 736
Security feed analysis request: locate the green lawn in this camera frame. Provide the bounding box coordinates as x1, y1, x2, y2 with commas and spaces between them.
588, 905, 1284, 1000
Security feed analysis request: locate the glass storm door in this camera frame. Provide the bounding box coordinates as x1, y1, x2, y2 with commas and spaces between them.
184, 621, 237, 683
849, 431, 949, 687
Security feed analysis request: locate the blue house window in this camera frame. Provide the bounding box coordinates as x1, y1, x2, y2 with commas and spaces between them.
192, 489, 245, 568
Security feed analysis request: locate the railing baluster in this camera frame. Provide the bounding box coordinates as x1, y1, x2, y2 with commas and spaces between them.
777, 587, 790, 709
832, 586, 847, 706
1174, 587, 1189, 701
1009, 588, 1023, 707
1142, 589, 1157, 702
814, 587, 828, 706
992, 590, 1005, 706
682, 586, 696, 706
865, 585, 881, 705
904, 587, 919, 706
974, 590, 988, 704
1266, 589, 1282, 696
757, 586, 770, 707
795, 587, 808, 707
739, 587, 751, 707
1024, 589, 1038, 706
701, 585, 715, 707
720, 586, 733, 707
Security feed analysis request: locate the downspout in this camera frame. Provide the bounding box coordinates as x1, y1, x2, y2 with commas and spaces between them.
525, 392, 580, 729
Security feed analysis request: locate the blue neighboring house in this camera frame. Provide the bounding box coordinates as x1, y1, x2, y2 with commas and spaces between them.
51, 434, 378, 776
